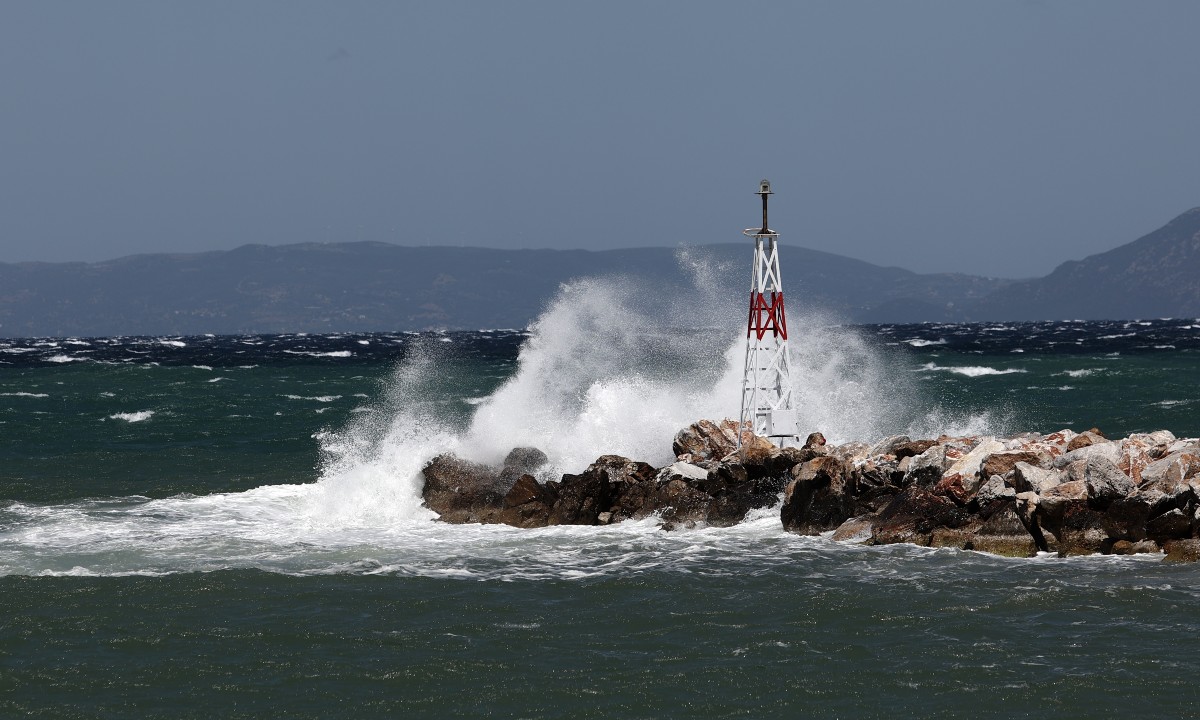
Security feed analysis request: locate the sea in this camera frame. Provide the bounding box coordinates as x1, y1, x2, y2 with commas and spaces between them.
3, 276, 1200, 718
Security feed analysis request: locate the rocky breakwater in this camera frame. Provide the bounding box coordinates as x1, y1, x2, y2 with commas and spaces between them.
420, 421, 1200, 561
782, 428, 1200, 560
421, 420, 813, 530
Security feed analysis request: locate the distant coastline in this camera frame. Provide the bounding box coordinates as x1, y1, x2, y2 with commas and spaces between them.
0, 207, 1196, 338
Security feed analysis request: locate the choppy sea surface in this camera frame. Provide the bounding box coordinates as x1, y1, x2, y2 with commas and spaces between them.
3, 288, 1200, 716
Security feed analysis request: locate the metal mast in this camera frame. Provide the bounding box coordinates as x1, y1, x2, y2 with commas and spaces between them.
739, 179, 798, 448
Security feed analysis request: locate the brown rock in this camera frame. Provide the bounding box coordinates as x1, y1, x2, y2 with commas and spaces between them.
982, 451, 1043, 478
871, 486, 971, 547
781, 456, 853, 535
421, 453, 506, 523
1109, 540, 1160, 555
497, 474, 558, 528
1163, 539, 1200, 563
499, 446, 549, 484
831, 516, 874, 543
1037, 497, 1110, 556
548, 455, 655, 526
1146, 508, 1193, 542
893, 439, 938, 460
970, 504, 1039, 557
671, 420, 738, 462
1141, 451, 1200, 490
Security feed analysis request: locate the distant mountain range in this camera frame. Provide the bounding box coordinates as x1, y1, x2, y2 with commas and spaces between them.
1, 208, 1197, 337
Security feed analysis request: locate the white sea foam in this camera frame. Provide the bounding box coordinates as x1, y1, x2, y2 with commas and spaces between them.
158, 340, 186, 348
108, 410, 155, 422
1154, 399, 1194, 408
918, 363, 1026, 377
0, 392, 49, 398
47, 354, 83, 363
283, 350, 353, 358
0, 257, 999, 578
905, 338, 946, 347
1059, 369, 1100, 378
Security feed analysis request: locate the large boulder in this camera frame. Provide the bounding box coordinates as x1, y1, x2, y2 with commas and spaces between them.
871, 486, 972, 547
672, 419, 739, 461
421, 454, 507, 524
497, 474, 558, 528
548, 455, 655, 525
499, 446, 549, 485
1083, 455, 1135, 508
781, 456, 853, 535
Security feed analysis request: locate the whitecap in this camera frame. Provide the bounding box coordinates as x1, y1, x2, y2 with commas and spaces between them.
282, 350, 353, 358
0, 392, 49, 398
904, 338, 946, 347
918, 363, 1026, 377
108, 410, 155, 422
283, 395, 342, 402
158, 340, 186, 348
46, 354, 83, 363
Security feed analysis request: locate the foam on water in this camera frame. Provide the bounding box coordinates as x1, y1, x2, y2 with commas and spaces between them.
107, 410, 155, 423
0, 264, 997, 578
919, 362, 1027, 377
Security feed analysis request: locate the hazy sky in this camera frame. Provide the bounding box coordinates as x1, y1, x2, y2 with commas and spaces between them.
3, 1, 1198, 277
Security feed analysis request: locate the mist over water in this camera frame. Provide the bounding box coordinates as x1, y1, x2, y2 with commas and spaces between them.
0, 256, 1003, 577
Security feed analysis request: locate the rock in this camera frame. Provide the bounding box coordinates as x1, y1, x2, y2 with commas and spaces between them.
1146, 508, 1193, 542
1011, 462, 1061, 495
497, 474, 558, 528
1052, 441, 1122, 470
1037, 496, 1110, 556
893, 439, 938, 460
1083, 455, 1135, 507
549, 455, 655, 526
804, 432, 827, 450
970, 504, 1039, 557
1140, 451, 1200, 490
975, 475, 1016, 506
781, 456, 853, 535
871, 486, 971, 547
1097, 495, 1151, 542
982, 450, 1045, 479
662, 461, 708, 481
421, 453, 506, 523
761, 447, 811, 477
1044, 480, 1087, 501
1163, 539, 1200, 563
672, 420, 738, 462
867, 435, 910, 459
935, 438, 1005, 505
931, 502, 1038, 557
904, 444, 948, 487
831, 516, 874, 543
1066, 429, 1106, 452
1110, 539, 1160, 555
502, 446, 549, 475
1120, 432, 1176, 483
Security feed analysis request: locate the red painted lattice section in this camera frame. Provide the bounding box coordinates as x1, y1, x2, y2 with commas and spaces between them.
747, 291, 788, 340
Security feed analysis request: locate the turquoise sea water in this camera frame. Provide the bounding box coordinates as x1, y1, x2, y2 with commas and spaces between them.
2, 318, 1199, 717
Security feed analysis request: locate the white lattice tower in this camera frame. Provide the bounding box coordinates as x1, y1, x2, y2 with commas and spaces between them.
739, 179, 798, 448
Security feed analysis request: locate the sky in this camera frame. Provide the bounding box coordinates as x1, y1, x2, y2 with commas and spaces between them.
2, 1, 1199, 278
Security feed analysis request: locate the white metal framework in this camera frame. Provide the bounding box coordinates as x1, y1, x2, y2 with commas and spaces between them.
739, 179, 798, 448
